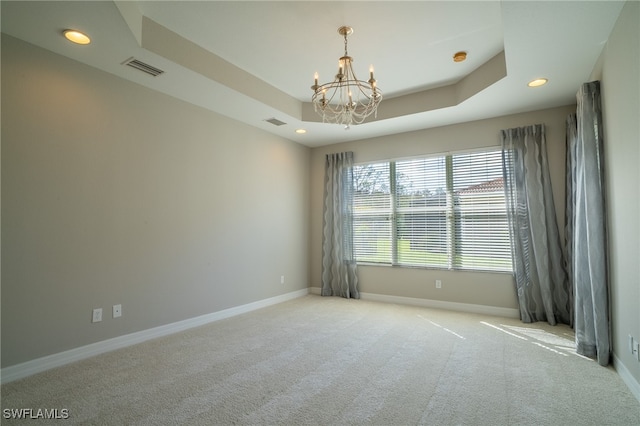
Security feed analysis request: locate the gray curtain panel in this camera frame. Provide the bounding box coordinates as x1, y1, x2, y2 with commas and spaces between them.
564, 114, 578, 329
321, 152, 359, 299
567, 81, 610, 366
501, 124, 571, 325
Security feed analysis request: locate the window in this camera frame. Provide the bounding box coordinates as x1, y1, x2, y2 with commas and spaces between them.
352, 149, 512, 272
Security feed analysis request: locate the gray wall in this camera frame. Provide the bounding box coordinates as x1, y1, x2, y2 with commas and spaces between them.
594, 0, 640, 389
1, 35, 310, 367
309, 105, 576, 310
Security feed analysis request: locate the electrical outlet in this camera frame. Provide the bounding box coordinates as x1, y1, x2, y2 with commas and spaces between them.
435, 280, 442, 289
113, 304, 122, 318
281, 275, 285, 284
92, 308, 102, 323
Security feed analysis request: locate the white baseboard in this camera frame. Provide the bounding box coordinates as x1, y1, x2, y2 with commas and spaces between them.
613, 353, 640, 403
1, 288, 309, 384
308, 287, 520, 318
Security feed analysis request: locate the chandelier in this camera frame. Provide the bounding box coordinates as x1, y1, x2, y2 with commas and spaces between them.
311, 26, 382, 129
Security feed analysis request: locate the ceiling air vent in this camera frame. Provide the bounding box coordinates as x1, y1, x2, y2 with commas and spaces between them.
122, 57, 164, 77
264, 118, 287, 126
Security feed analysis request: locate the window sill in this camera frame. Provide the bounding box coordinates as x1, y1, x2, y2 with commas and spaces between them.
355, 262, 513, 275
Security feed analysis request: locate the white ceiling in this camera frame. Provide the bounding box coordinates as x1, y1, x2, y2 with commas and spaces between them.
1, 1, 625, 147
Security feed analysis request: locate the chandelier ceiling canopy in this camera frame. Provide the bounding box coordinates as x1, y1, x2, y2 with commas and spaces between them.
311, 26, 382, 129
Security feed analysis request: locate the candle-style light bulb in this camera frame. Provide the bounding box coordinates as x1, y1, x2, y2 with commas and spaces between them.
369, 65, 374, 79
314, 72, 319, 86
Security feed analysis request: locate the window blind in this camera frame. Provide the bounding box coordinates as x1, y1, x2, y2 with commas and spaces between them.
352, 149, 512, 272
451, 151, 512, 271
395, 157, 448, 267
353, 163, 392, 263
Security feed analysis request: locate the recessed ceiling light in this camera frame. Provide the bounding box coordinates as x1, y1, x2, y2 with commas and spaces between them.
63, 30, 91, 45
295, 129, 307, 134
528, 78, 548, 87
453, 51, 467, 62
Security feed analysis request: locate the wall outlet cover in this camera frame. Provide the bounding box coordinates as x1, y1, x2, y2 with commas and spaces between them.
92, 308, 102, 323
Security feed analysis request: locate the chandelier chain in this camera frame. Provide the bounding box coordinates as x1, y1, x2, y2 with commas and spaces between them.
343, 32, 348, 57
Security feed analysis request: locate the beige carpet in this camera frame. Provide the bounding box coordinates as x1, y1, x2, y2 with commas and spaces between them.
2, 295, 639, 425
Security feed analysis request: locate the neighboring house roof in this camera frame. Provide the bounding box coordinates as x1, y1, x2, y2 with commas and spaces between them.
457, 177, 504, 194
